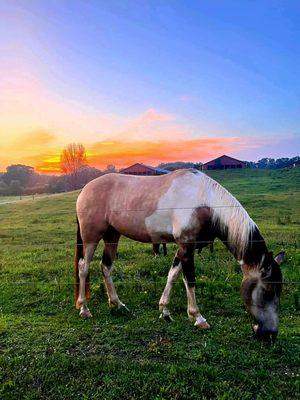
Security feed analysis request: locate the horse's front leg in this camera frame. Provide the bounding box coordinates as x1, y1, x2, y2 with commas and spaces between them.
159, 255, 182, 321
180, 243, 210, 329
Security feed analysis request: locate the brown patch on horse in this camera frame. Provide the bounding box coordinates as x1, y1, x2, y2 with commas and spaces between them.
76, 172, 183, 244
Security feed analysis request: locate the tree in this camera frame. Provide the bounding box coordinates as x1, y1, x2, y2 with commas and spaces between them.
3, 164, 34, 187
0, 180, 8, 195
76, 166, 102, 186
157, 161, 199, 171
104, 164, 116, 173
60, 143, 87, 190
9, 180, 23, 196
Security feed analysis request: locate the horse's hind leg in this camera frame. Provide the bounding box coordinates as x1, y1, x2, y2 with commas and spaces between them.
162, 243, 167, 256
76, 242, 97, 318
101, 227, 127, 310
153, 243, 160, 256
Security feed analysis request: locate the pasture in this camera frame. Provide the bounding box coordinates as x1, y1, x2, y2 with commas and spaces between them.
1, 168, 299, 399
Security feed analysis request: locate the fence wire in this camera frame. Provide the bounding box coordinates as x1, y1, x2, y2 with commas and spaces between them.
1, 203, 299, 285
1, 280, 299, 285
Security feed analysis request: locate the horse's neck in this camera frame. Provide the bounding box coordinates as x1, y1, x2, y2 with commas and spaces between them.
243, 227, 268, 265
216, 223, 267, 264
215, 224, 238, 257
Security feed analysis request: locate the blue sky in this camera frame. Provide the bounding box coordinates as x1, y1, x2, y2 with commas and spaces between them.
0, 0, 299, 170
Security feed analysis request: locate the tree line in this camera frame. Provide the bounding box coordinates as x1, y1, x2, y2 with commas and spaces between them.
0, 143, 299, 196
0, 144, 115, 196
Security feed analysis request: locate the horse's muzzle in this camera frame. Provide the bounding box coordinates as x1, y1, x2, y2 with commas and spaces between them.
252, 324, 278, 344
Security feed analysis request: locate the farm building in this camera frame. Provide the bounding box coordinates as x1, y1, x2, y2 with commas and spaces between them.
119, 163, 169, 175
201, 155, 246, 170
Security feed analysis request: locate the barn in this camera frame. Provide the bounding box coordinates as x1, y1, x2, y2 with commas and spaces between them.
201, 155, 246, 170
119, 163, 169, 175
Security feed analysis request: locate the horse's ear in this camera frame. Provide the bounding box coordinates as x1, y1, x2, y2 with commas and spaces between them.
274, 251, 285, 266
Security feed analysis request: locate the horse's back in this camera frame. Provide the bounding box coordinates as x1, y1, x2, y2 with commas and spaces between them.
78, 169, 200, 203
76, 170, 203, 243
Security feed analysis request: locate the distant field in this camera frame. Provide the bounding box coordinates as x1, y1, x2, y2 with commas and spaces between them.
0, 168, 299, 399
0, 195, 29, 204
0, 194, 50, 204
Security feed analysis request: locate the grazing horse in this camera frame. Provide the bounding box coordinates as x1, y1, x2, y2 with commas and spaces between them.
75, 169, 284, 341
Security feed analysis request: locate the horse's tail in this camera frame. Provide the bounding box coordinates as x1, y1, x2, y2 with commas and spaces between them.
74, 215, 90, 306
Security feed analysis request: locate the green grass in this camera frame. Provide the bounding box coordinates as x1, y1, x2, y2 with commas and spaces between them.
0, 168, 299, 399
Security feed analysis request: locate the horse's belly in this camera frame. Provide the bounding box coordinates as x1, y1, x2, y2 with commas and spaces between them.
145, 210, 173, 238
109, 210, 173, 243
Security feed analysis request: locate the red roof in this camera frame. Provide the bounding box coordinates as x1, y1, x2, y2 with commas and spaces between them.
202, 155, 246, 166
119, 163, 169, 174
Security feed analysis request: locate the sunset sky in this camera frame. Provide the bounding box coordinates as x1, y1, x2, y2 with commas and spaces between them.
1, 1, 299, 173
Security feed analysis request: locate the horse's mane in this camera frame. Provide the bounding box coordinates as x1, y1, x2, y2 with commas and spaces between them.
195, 171, 256, 258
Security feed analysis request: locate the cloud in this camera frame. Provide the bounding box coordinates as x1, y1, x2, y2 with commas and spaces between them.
15, 130, 57, 148
0, 66, 123, 145
113, 108, 187, 142
0, 67, 184, 145
135, 108, 173, 123
87, 136, 257, 167
34, 135, 259, 173
236, 134, 300, 161
0, 129, 60, 172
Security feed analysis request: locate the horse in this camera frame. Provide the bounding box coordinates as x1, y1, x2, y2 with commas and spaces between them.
153, 242, 167, 256
74, 169, 285, 342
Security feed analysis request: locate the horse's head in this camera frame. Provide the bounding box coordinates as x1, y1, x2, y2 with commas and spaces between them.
241, 251, 285, 343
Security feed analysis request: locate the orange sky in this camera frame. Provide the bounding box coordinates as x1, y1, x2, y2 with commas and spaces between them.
0, 68, 262, 174
34, 136, 259, 173
2, 130, 259, 174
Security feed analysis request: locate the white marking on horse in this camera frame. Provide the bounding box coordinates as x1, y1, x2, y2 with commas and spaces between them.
77, 258, 92, 318
102, 263, 125, 309
251, 280, 278, 332
146, 171, 256, 254
145, 173, 201, 239
183, 277, 210, 329
159, 262, 182, 320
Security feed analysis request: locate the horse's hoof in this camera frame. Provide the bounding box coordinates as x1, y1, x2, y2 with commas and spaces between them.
120, 303, 130, 312
118, 303, 131, 314
110, 302, 131, 315
195, 320, 210, 329
159, 312, 174, 323
79, 309, 92, 319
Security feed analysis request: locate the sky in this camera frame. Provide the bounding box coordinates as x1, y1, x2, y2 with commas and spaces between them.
0, 0, 299, 173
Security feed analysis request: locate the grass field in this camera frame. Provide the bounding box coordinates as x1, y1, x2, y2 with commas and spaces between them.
0, 194, 56, 205
1, 168, 299, 399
